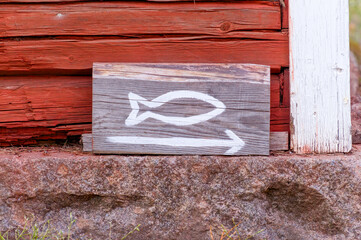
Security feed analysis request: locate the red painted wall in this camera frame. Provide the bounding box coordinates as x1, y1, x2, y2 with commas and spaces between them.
0, 0, 289, 146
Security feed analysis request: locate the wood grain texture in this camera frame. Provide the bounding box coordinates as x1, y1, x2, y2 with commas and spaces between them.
0, 76, 91, 146
82, 133, 92, 152
0, 0, 281, 3
290, 0, 351, 153
269, 131, 288, 150
0, 0, 289, 148
0, 32, 289, 75
0, 76, 91, 127
270, 107, 289, 132
0, 73, 288, 146
82, 131, 289, 152
271, 74, 280, 108
281, 0, 289, 28
280, 69, 290, 108
93, 63, 270, 155
0, 2, 281, 37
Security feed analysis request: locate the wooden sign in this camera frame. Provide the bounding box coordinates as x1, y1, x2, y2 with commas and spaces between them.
92, 63, 270, 155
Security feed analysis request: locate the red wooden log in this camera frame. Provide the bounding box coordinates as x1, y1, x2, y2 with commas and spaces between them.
0, 76, 92, 128
0, 0, 289, 146
0, 2, 281, 37
270, 107, 290, 132
0, 74, 288, 146
0, 33, 289, 75
282, 0, 289, 28
0, 0, 281, 4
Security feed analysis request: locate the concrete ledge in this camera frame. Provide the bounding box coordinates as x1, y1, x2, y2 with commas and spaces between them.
0, 146, 360, 239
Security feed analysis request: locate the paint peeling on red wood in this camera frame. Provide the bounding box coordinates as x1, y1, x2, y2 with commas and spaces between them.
0, 35, 289, 75
0, 73, 287, 146
0, 76, 92, 128
270, 109, 289, 132
0, 0, 290, 147
282, 0, 289, 28
271, 76, 280, 108
280, 69, 290, 107
0, 2, 281, 38
0, 0, 281, 4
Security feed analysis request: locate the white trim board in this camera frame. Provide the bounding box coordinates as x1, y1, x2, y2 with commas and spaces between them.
289, 0, 352, 153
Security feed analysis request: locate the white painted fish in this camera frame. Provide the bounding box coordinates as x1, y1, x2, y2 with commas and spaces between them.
125, 90, 226, 126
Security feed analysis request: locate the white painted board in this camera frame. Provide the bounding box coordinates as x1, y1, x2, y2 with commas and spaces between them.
289, 0, 352, 153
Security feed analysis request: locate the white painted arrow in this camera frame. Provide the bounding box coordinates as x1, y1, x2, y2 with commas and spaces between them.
106, 129, 245, 155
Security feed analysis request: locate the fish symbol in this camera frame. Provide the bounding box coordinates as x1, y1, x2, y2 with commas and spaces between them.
125, 90, 226, 126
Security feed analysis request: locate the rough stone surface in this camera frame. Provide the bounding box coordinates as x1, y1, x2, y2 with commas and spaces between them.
0, 147, 360, 240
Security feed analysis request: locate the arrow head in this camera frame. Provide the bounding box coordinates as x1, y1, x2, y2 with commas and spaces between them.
224, 130, 245, 155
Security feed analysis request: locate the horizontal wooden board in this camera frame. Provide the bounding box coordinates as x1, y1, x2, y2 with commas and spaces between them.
0, 0, 281, 3
92, 63, 270, 155
0, 32, 289, 75
0, 76, 92, 146
0, 73, 288, 146
269, 131, 289, 150
270, 107, 289, 132
0, 2, 281, 38
82, 133, 93, 152
0, 76, 92, 128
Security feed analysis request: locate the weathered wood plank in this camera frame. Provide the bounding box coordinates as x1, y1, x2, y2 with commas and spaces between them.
0, 0, 281, 3
82, 133, 92, 152
281, 0, 289, 28
280, 68, 290, 107
0, 74, 287, 146
92, 63, 270, 155
271, 74, 280, 108
0, 2, 281, 38
269, 131, 289, 151
83, 131, 289, 153
290, 0, 351, 153
0, 127, 65, 146
0, 74, 282, 125
270, 107, 289, 132
0, 76, 91, 127
0, 33, 289, 75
